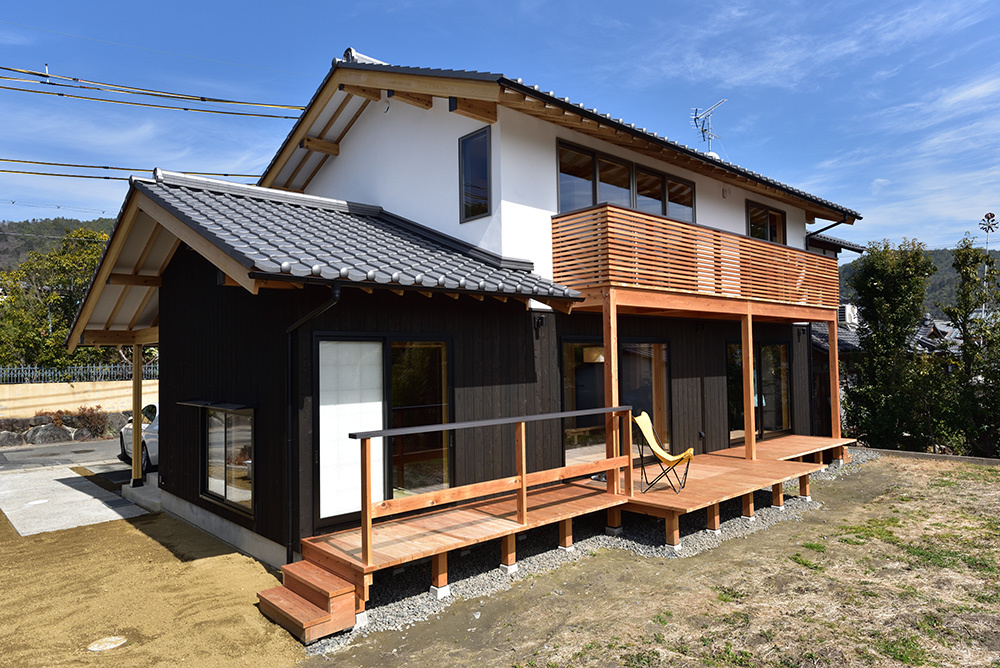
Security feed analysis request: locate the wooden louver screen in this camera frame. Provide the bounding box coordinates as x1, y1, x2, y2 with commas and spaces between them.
552, 205, 839, 309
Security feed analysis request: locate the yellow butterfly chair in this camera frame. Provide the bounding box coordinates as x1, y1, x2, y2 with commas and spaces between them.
633, 411, 694, 494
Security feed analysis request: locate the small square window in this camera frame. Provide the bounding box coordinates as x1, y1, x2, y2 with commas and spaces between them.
203, 406, 253, 514
459, 127, 490, 222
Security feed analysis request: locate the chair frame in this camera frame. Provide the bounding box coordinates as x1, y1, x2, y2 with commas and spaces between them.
633, 412, 692, 494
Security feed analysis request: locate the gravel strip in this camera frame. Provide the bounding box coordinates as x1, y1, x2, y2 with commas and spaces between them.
308, 446, 879, 656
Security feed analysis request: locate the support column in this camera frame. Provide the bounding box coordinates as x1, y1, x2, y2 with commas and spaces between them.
707, 502, 721, 534
799, 474, 811, 501
741, 311, 756, 460
130, 343, 143, 487
500, 534, 518, 574
558, 518, 574, 552
430, 552, 450, 600
602, 288, 621, 496
606, 507, 623, 535
827, 319, 846, 464
742, 492, 755, 521
772, 483, 784, 510
665, 511, 681, 552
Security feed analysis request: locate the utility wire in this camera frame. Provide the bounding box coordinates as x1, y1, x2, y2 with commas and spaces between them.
0, 158, 260, 179
1, 199, 111, 215
0, 168, 129, 181
0, 84, 300, 119
1, 66, 305, 110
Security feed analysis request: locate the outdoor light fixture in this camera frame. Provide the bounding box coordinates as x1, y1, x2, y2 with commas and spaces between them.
533, 314, 547, 339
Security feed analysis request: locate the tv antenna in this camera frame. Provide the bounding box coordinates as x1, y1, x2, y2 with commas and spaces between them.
691, 99, 726, 154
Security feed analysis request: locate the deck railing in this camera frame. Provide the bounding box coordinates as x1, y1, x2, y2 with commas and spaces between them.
552, 204, 839, 309
349, 406, 634, 566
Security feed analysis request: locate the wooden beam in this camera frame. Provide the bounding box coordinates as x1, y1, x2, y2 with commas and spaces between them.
449, 96, 497, 124
82, 327, 159, 346
515, 421, 528, 526
828, 321, 842, 439
339, 84, 382, 101
772, 483, 784, 508
602, 288, 620, 495
361, 437, 373, 567
301, 100, 371, 190
741, 310, 756, 460
501, 534, 516, 567
387, 90, 433, 110
299, 136, 341, 156
799, 474, 811, 499
559, 519, 573, 549
665, 511, 680, 547
431, 552, 447, 589
337, 69, 499, 102
107, 273, 162, 287
131, 343, 143, 486
707, 503, 721, 532
742, 493, 755, 519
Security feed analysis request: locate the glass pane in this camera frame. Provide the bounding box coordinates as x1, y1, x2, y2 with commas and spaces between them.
621, 343, 670, 459
225, 411, 253, 510
726, 344, 745, 442
558, 147, 594, 212
636, 169, 665, 216
561, 342, 607, 464
667, 179, 694, 223
598, 158, 631, 207
768, 211, 785, 244
206, 410, 226, 497
390, 341, 449, 497
759, 344, 790, 434
748, 204, 769, 240
461, 129, 489, 220
318, 341, 385, 518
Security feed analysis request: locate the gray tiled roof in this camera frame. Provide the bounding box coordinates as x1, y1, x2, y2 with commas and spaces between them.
811, 321, 862, 354
134, 170, 580, 299
265, 58, 861, 222
808, 234, 866, 254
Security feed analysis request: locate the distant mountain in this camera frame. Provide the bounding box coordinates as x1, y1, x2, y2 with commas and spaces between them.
840, 247, 1000, 319
0, 217, 114, 271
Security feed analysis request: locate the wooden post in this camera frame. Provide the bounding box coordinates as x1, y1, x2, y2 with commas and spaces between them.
515, 421, 528, 525
707, 502, 721, 532
559, 518, 573, 550
621, 411, 634, 497
772, 483, 784, 508
799, 474, 811, 500
361, 437, 373, 567
741, 311, 756, 460
130, 343, 143, 487
431, 552, 448, 592
665, 511, 680, 547
603, 289, 620, 496
742, 492, 755, 519
501, 534, 517, 573
652, 343, 668, 438
827, 317, 841, 440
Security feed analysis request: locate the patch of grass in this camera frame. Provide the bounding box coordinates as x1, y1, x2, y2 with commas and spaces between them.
942, 465, 1000, 484
789, 553, 824, 571
704, 642, 755, 667
652, 611, 673, 626
621, 649, 661, 667
973, 588, 1000, 605
721, 610, 750, 627
872, 632, 928, 665
903, 542, 997, 573
930, 478, 958, 488
802, 541, 827, 553
916, 612, 955, 642
838, 517, 903, 544
714, 586, 747, 603
839, 537, 865, 545
759, 628, 776, 641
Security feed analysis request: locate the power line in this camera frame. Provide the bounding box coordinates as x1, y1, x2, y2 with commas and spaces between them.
0, 199, 112, 215
0, 158, 260, 179
0, 168, 129, 181
0, 83, 300, 119
0, 66, 305, 110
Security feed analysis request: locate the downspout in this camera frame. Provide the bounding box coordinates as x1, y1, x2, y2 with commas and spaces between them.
284, 284, 342, 564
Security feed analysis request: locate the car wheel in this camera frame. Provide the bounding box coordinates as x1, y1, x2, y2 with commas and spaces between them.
141, 444, 151, 476
120, 433, 128, 460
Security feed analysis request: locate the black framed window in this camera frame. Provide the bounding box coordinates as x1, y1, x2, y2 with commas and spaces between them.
459, 127, 490, 222
203, 405, 254, 515
557, 141, 695, 223
747, 201, 786, 245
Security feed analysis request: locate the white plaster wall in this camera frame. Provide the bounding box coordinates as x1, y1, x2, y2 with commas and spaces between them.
306, 96, 504, 255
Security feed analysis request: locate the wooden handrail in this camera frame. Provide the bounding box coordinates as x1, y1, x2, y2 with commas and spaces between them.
355, 407, 635, 565
552, 204, 839, 309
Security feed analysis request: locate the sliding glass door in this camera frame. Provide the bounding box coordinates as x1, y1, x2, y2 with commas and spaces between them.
726, 341, 791, 442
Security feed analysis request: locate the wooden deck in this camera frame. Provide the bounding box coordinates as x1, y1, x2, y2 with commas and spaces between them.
706, 434, 856, 462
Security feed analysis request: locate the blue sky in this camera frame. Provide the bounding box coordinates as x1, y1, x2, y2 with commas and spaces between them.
1, 0, 998, 253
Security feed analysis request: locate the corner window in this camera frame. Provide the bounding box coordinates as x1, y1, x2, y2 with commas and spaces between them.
205, 406, 254, 514
460, 127, 490, 221
557, 142, 695, 223
747, 202, 786, 245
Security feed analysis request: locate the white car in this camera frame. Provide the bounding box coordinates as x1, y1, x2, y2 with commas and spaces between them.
120, 404, 159, 475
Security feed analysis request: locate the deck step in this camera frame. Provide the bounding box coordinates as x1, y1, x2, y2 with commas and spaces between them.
282, 560, 354, 612
257, 585, 354, 643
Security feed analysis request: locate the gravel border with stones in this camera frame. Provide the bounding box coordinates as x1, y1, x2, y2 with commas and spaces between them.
308, 447, 881, 656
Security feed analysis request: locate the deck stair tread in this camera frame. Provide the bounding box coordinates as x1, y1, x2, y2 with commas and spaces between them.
258, 584, 355, 643
282, 560, 354, 610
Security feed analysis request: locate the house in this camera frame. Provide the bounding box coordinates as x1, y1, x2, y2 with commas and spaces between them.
69, 49, 861, 641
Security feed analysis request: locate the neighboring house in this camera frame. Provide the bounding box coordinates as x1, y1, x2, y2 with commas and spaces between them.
69, 49, 861, 639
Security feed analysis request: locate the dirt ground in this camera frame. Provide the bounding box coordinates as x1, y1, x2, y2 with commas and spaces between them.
2, 456, 999, 667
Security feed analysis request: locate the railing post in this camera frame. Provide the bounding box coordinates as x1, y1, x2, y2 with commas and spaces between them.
515, 421, 527, 525
361, 437, 373, 567
621, 410, 634, 497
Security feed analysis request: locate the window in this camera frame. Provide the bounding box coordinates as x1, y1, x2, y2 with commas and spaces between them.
459, 127, 490, 221
557, 142, 695, 223
204, 406, 253, 514
726, 341, 791, 442
747, 202, 786, 245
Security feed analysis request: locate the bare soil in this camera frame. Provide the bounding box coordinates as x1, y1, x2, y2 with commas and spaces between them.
2, 456, 998, 667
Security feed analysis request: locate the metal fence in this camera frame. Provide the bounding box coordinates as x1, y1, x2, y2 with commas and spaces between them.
0, 363, 159, 385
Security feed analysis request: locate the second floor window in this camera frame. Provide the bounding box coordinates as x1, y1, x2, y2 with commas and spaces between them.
558, 143, 694, 223
460, 127, 490, 222
747, 202, 786, 245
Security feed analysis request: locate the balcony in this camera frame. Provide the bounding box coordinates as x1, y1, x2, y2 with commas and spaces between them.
552, 204, 839, 314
